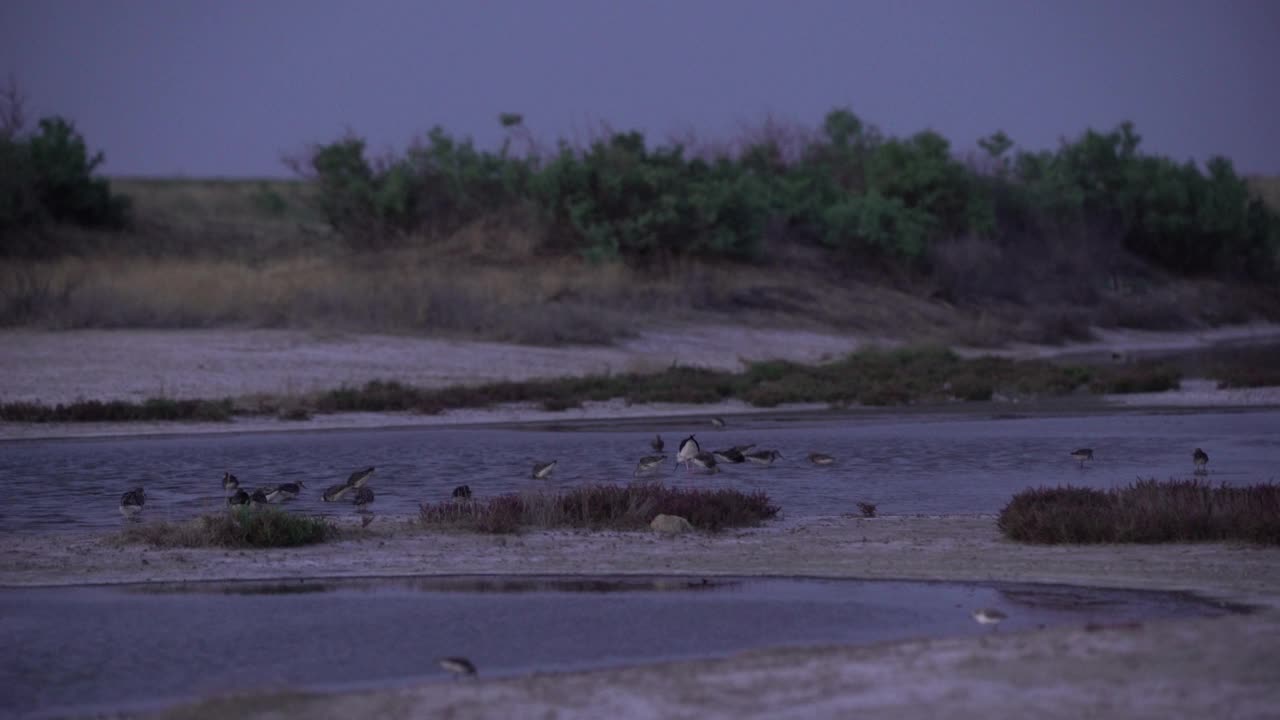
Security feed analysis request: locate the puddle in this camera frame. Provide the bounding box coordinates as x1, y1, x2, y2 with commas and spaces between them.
0, 575, 1242, 718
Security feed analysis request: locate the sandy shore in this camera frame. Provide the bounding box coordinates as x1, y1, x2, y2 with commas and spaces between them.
3, 516, 1278, 718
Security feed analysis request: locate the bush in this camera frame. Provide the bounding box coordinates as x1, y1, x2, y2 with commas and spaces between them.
115, 507, 335, 548
419, 483, 779, 534
997, 479, 1280, 545
294, 107, 1280, 280
1, 81, 131, 254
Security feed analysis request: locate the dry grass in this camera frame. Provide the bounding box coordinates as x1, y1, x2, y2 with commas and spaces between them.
419, 483, 780, 534
998, 479, 1280, 545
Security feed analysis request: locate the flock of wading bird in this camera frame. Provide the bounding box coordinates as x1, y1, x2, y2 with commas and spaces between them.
115, 413, 1215, 532
108, 415, 1220, 679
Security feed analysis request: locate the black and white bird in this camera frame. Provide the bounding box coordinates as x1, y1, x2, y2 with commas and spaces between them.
676, 435, 700, 471
265, 481, 305, 503
972, 608, 1007, 631
249, 488, 270, 507
532, 460, 557, 479
634, 455, 666, 476
690, 451, 720, 474
221, 472, 239, 494
119, 487, 145, 518
808, 453, 835, 466
346, 467, 376, 488
353, 486, 375, 511
451, 484, 473, 501
712, 447, 745, 464
227, 489, 250, 507
438, 656, 477, 679
1070, 448, 1094, 468
745, 449, 783, 466
1193, 447, 1209, 473
322, 483, 353, 503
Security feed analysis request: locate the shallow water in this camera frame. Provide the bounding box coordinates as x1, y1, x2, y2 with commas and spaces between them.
1, 408, 1278, 534
0, 575, 1239, 718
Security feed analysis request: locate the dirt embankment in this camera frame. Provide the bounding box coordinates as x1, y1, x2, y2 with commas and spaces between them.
4, 515, 1278, 719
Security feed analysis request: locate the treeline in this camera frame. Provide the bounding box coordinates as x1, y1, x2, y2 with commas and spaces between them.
3, 86, 1278, 282
0, 82, 131, 253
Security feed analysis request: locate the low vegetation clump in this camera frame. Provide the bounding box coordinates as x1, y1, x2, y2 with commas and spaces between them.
0, 397, 234, 422
997, 479, 1280, 545
114, 507, 335, 548
419, 483, 779, 534
1, 346, 1198, 424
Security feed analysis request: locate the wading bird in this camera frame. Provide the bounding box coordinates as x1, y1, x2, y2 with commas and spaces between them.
745, 449, 782, 466
808, 453, 835, 466
438, 656, 477, 679
1193, 447, 1209, 474
676, 435, 700, 472
1070, 448, 1094, 468
532, 460, 557, 479
119, 487, 145, 518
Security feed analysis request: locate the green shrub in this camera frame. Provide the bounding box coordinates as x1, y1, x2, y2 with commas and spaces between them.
1, 103, 131, 254
115, 508, 335, 548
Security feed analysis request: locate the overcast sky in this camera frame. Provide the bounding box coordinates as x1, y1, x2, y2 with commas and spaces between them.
3, 0, 1277, 177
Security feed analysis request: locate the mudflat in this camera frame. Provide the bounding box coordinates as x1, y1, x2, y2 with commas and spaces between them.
3, 515, 1277, 719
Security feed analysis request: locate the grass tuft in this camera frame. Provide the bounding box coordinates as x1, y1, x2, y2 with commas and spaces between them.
0, 397, 234, 422
420, 483, 779, 534
114, 507, 336, 548
997, 479, 1280, 545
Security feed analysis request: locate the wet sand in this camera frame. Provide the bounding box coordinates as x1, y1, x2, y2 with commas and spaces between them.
3, 516, 1277, 719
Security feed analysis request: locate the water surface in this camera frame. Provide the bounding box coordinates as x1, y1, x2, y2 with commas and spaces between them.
1, 408, 1277, 534
0, 575, 1239, 718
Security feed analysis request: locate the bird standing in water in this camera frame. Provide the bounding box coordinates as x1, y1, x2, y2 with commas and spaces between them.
119, 488, 145, 519
1193, 448, 1209, 474
1070, 448, 1094, 468
676, 435, 700, 472
532, 460, 557, 479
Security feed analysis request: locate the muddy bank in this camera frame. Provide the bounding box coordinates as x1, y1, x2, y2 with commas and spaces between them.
4, 516, 1277, 719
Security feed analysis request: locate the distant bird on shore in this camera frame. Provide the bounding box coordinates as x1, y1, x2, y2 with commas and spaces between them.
634, 455, 666, 476
972, 608, 1007, 630
532, 460, 557, 479
346, 467, 376, 488
712, 447, 745, 464
119, 487, 145, 518
221, 472, 239, 494
353, 486, 375, 511
322, 483, 353, 503
249, 489, 269, 507
227, 489, 250, 507
651, 434, 664, 452
1070, 448, 1094, 468
266, 481, 305, 503
808, 453, 835, 466
676, 435, 700, 471
1193, 448, 1209, 474
710, 417, 726, 429
452, 484, 473, 501
438, 656, 477, 679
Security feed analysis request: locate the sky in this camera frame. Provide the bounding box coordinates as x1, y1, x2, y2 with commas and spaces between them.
2, 0, 1277, 177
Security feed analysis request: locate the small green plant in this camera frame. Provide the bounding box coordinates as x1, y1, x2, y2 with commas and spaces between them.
114, 507, 335, 548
